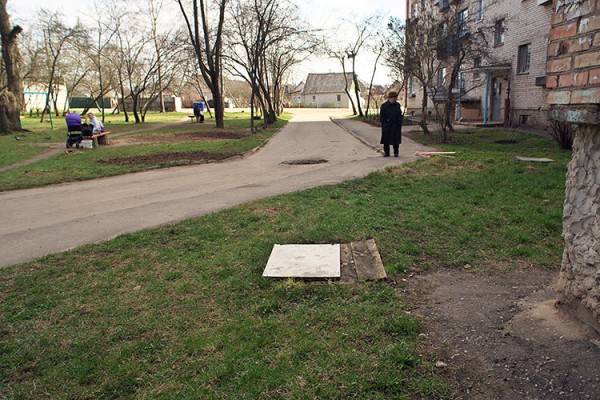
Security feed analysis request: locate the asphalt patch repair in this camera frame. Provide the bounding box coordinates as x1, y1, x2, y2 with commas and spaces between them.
98, 151, 238, 165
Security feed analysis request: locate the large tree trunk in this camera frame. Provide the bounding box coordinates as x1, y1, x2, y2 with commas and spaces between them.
0, 1, 23, 133
177, 0, 226, 129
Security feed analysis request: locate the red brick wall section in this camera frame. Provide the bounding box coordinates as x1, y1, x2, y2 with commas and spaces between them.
547, 0, 600, 105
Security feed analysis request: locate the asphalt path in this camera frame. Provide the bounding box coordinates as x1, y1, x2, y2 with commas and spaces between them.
0, 109, 435, 268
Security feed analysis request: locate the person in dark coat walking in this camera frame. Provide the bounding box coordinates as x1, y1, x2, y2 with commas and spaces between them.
379, 91, 403, 157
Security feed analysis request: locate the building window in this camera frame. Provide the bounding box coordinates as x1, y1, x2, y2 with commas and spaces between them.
336, 94, 341, 102
440, 0, 449, 10
473, 57, 481, 79
411, 2, 419, 18
409, 77, 414, 94
438, 68, 447, 87
312, 96, 316, 100
458, 8, 469, 37
517, 43, 531, 73
494, 19, 505, 46
475, 0, 484, 21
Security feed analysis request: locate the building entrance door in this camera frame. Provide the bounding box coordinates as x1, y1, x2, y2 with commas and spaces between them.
490, 78, 503, 121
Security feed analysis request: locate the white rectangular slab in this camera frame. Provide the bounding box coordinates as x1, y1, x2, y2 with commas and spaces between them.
516, 156, 554, 163
263, 244, 341, 278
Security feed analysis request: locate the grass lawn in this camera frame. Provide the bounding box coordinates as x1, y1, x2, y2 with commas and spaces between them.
0, 112, 289, 191
0, 129, 570, 399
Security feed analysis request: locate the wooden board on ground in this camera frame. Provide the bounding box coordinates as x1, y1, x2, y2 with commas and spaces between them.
340, 243, 358, 283
351, 239, 387, 281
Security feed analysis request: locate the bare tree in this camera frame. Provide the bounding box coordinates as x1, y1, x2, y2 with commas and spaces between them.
108, 3, 132, 121
17, 30, 43, 87
345, 15, 381, 118
84, 1, 119, 121
37, 10, 85, 120
428, 2, 493, 140
181, 54, 214, 118
177, 0, 228, 128
365, 40, 384, 118
225, 0, 317, 130
385, 15, 439, 134
148, 0, 174, 113
60, 43, 89, 113
325, 47, 357, 115
0, 0, 23, 133
120, 30, 157, 123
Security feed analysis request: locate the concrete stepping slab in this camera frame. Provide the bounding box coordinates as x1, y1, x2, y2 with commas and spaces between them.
263, 244, 341, 278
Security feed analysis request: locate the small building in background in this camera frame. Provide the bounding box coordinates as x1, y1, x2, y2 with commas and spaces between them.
301, 73, 365, 108
283, 82, 304, 107
119, 96, 182, 112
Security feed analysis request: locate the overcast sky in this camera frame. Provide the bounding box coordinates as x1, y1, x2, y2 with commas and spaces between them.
10, 0, 406, 85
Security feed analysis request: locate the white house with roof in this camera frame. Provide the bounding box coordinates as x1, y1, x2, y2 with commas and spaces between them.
300, 73, 365, 108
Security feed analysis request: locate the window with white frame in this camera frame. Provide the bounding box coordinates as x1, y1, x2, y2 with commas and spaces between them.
438, 68, 447, 87
475, 0, 484, 21
517, 44, 531, 73
458, 8, 469, 37
494, 19, 505, 46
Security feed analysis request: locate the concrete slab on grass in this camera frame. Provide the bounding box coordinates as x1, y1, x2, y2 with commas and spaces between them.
516, 157, 554, 163
263, 244, 341, 278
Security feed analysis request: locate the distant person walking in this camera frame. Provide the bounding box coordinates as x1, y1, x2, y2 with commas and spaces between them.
379, 91, 403, 157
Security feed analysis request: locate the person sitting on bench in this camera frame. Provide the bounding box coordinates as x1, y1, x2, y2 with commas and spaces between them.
88, 113, 105, 134
193, 102, 205, 123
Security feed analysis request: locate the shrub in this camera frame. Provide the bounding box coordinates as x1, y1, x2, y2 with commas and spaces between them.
549, 119, 575, 150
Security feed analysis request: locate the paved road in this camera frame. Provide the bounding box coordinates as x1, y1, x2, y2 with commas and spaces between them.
0, 109, 435, 268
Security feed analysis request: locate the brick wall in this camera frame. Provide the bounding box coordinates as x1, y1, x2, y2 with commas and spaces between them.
546, 0, 600, 113
546, 0, 600, 332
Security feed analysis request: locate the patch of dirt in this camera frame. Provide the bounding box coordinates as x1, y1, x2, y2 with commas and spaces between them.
113, 131, 246, 146
98, 151, 238, 166
396, 268, 600, 399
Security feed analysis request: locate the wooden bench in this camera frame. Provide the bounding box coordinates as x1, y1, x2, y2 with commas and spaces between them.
84, 131, 110, 147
